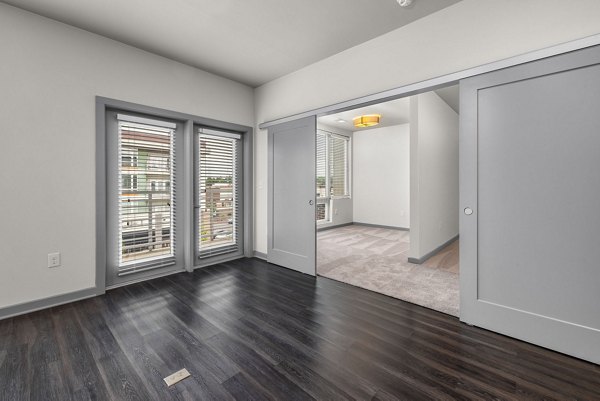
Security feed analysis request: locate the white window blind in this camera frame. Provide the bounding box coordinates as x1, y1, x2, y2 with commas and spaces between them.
316, 132, 329, 222
329, 135, 349, 197
316, 130, 350, 223
117, 117, 176, 274
198, 130, 242, 258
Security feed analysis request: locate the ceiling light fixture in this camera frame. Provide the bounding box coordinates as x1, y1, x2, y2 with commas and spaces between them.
397, 0, 413, 7
353, 114, 381, 128
336, 118, 346, 123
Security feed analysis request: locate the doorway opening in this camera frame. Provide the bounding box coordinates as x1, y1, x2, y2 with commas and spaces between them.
316, 85, 460, 316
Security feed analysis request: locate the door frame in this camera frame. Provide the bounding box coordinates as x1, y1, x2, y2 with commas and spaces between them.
258, 34, 600, 284
257, 34, 600, 363
104, 110, 185, 288
96, 97, 254, 292
259, 34, 600, 130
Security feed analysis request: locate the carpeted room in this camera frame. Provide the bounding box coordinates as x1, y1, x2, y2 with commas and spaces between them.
316, 88, 460, 316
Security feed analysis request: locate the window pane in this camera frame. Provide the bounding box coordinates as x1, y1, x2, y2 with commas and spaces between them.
316, 201, 327, 221
316, 132, 329, 222
316, 130, 350, 223
329, 135, 348, 197
198, 134, 239, 257
118, 121, 174, 267
316, 132, 327, 198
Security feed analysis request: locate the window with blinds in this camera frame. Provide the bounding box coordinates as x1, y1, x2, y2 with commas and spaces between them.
329, 135, 349, 197
197, 130, 242, 259
316, 130, 350, 223
117, 116, 176, 273
316, 132, 329, 222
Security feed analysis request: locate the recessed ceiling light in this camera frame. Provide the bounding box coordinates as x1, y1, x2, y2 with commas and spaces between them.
397, 0, 414, 7
336, 119, 346, 123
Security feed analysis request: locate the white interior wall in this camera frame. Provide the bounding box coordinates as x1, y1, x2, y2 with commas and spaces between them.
317, 124, 353, 230
254, 0, 600, 254
353, 124, 410, 228
408, 92, 459, 260
324, 197, 353, 229
0, 4, 254, 309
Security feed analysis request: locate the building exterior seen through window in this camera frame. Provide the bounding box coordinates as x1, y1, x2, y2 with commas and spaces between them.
118, 121, 174, 267
198, 133, 240, 258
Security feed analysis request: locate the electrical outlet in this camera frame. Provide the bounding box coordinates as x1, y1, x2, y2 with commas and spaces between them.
48, 252, 61, 268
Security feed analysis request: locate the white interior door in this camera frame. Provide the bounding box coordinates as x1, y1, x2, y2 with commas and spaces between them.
460, 45, 600, 364
267, 116, 316, 276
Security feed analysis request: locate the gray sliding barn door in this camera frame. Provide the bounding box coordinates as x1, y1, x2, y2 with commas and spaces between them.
267, 116, 317, 276
460, 45, 600, 364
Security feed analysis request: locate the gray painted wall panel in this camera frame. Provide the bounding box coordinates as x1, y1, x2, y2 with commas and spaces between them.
272, 133, 310, 256
460, 44, 600, 364
268, 117, 316, 275
477, 65, 600, 329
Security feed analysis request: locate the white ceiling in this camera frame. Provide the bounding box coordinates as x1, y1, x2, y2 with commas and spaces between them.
319, 84, 459, 132
3, 0, 461, 87
319, 97, 410, 132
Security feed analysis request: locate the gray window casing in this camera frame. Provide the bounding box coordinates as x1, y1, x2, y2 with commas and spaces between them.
96, 97, 253, 291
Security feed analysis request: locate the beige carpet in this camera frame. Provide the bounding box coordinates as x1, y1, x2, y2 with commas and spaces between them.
317, 225, 459, 317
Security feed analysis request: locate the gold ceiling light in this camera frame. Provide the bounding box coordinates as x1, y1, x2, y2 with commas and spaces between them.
353, 114, 381, 128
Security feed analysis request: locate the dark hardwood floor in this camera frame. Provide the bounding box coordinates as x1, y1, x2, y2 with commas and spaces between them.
1, 258, 599, 401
